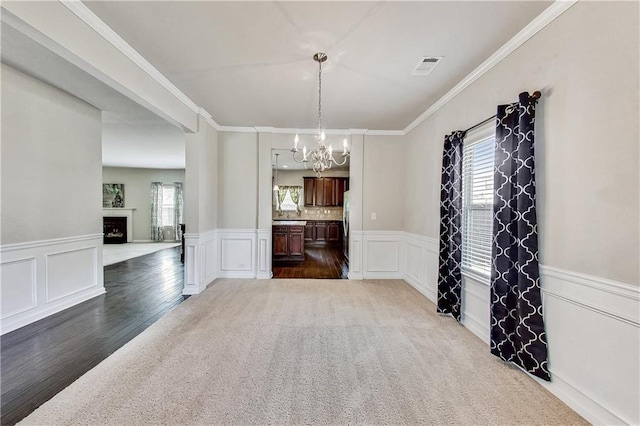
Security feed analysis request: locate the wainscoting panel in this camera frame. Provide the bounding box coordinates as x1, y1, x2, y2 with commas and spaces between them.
540, 267, 639, 425
348, 231, 363, 280
218, 230, 256, 279
45, 246, 97, 303
1, 258, 37, 319
362, 231, 403, 279
256, 229, 271, 279
183, 230, 216, 295
0, 234, 105, 335
401, 231, 640, 426
403, 233, 437, 301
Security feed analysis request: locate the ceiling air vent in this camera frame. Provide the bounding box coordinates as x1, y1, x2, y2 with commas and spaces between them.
411, 56, 443, 76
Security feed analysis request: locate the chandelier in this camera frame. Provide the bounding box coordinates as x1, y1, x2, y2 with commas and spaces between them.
291, 53, 349, 178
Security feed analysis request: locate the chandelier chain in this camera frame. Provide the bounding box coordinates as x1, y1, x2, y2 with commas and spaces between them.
318, 59, 322, 132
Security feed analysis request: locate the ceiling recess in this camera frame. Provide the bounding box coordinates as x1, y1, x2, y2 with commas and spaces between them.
411, 56, 443, 76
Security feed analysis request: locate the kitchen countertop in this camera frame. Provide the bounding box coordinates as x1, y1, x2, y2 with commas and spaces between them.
272, 220, 307, 226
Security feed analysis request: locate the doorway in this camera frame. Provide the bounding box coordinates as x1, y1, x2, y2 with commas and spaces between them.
270, 148, 349, 279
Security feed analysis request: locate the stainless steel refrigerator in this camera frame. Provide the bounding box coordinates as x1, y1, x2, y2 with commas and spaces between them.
342, 190, 349, 263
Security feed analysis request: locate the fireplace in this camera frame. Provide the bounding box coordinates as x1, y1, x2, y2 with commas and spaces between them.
103, 217, 128, 244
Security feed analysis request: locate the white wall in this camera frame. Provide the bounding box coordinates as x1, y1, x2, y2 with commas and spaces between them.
1, 64, 105, 334
102, 167, 185, 241
218, 132, 258, 229
403, 2, 639, 424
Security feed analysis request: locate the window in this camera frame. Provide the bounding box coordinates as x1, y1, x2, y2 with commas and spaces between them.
279, 189, 298, 211
161, 184, 175, 226
462, 135, 495, 277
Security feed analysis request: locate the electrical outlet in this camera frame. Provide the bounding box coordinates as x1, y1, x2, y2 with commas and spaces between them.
371, 212, 377, 220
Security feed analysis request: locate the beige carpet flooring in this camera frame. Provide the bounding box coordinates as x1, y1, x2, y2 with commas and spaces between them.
21, 279, 586, 425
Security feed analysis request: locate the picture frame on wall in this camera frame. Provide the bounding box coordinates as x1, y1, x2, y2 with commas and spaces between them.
103, 184, 125, 208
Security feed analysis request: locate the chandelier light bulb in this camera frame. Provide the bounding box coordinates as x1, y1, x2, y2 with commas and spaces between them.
294, 134, 299, 150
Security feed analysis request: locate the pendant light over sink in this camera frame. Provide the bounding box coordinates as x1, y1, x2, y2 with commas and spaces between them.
273, 153, 280, 193
291, 53, 350, 178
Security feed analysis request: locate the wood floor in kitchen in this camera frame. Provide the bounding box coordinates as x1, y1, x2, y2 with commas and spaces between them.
272, 242, 348, 279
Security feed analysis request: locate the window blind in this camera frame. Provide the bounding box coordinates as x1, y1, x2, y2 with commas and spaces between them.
462, 137, 495, 277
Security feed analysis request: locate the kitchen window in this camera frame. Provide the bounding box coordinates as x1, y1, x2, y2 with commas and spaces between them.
279, 189, 298, 211
462, 134, 495, 278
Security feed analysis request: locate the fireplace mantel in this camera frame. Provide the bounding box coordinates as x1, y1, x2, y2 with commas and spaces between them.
103, 208, 135, 243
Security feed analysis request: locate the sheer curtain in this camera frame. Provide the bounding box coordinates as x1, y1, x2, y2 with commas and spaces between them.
437, 131, 465, 321
150, 182, 164, 241
173, 182, 184, 241
490, 92, 549, 381
276, 187, 287, 212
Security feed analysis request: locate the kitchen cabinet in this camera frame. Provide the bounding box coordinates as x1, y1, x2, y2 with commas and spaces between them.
327, 222, 341, 241
315, 222, 327, 241
304, 222, 315, 242
303, 177, 349, 207
273, 224, 305, 261
303, 221, 342, 243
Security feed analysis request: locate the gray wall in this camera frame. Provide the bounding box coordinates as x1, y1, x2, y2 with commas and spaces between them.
403, 1, 639, 285
185, 115, 218, 235
1, 64, 102, 244
363, 135, 405, 231
218, 132, 258, 229
102, 167, 185, 241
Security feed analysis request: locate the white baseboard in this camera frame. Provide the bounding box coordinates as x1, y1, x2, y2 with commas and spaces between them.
401, 231, 640, 426
1, 234, 105, 335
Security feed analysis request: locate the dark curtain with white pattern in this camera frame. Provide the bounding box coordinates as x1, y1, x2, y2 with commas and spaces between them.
491, 92, 550, 381
437, 131, 464, 321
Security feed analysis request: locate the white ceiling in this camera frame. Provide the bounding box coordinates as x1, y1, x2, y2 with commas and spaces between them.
2, 1, 552, 169
84, 1, 552, 130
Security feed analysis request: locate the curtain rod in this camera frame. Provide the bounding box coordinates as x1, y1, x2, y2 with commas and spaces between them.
462, 90, 541, 136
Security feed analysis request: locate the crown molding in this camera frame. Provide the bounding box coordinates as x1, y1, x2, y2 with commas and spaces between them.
58, 0, 577, 138
403, 0, 579, 134
365, 130, 405, 136
59, 0, 200, 115
254, 127, 357, 135
218, 126, 258, 133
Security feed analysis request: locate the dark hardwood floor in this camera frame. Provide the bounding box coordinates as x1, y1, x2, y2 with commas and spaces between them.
0, 247, 185, 426
272, 242, 348, 279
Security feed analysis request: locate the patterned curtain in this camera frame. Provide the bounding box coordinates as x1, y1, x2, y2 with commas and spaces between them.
276, 187, 287, 211
437, 131, 464, 321
173, 182, 184, 241
491, 92, 549, 381
289, 186, 302, 212
150, 182, 164, 241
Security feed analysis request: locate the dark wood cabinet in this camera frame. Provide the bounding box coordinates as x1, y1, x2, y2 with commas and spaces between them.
304, 222, 315, 241
303, 177, 349, 207
314, 179, 325, 207
273, 225, 304, 261
324, 178, 335, 206
315, 222, 327, 241
327, 222, 341, 241
303, 221, 342, 243
273, 226, 288, 257
288, 228, 304, 256
304, 178, 315, 206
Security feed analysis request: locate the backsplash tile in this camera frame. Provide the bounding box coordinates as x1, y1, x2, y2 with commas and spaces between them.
273, 206, 343, 221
